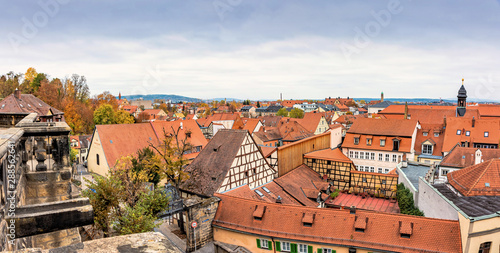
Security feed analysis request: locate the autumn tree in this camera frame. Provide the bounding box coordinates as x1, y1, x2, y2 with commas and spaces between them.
0, 72, 21, 99
289, 108, 304, 118
91, 91, 119, 111
115, 110, 135, 124
94, 104, 115, 125
82, 156, 169, 237
277, 107, 288, 117
24, 67, 38, 84
137, 111, 149, 122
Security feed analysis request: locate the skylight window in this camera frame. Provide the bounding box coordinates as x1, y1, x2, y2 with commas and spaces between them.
465, 131, 470, 136
485, 183, 490, 187
255, 190, 264, 197
262, 186, 271, 193
484, 131, 489, 137
456, 129, 461, 135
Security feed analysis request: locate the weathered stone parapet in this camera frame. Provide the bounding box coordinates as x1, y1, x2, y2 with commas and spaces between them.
10, 198, 93, 238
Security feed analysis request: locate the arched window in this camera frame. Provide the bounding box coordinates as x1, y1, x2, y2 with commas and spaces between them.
479, 242, 491, 253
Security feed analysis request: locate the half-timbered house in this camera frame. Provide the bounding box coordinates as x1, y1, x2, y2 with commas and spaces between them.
180, 129, 276, 198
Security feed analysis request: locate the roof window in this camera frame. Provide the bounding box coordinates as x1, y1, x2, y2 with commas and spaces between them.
484, 131, 489, 137
456, 129, 461, 135
302, 213, 314, 227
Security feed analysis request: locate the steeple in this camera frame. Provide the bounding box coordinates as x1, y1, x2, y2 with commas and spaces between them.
457, 78, 467, 117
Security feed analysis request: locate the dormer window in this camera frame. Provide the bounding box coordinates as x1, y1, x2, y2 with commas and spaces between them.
456, 129, 461, 135
423, 132, 428, 136
354, 137, 359, 145
380, 139, 386, 147
393, 139, 400, 151
366, 138, 372, 145
434, 132, 439, 137
422, 144, 433, 155
484, 131, 489, 137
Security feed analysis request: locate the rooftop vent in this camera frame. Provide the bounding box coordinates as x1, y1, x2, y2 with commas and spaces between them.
399, 221, 413, 238
253, 205, 266, 220
354, 216, 368, 233
302, 213, 315, 227
276, 196, 282, 203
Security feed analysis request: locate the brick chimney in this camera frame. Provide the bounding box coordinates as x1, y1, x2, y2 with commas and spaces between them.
14, 89, 21, 99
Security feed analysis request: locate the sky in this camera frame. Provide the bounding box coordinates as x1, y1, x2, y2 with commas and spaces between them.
1, 0, 500, 101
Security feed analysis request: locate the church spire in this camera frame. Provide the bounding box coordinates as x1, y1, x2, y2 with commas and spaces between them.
457, 79, 467, 117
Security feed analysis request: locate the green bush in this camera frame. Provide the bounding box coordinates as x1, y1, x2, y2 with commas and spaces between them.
330, 189, 340, 199
396, 183, 424, 216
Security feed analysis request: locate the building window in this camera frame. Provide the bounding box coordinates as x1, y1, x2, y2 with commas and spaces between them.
354, 151, 359, 159
298, 244, 309, 253
456, 129, 461, 135
370, 152, 375, 160
354, 137, 359, 145
380, 139, 386, 147
484, 131, 489, 137
478, 242, 491, 253
378, 153, 383, 161
360, 152, 364, 159
96, 154, 100, 165
385, 168, 389, 173
259, 239, 270, 249
366, 138, 372, 145
370, 167, 374, 172
382, 179, 387, 184
422, 144, 433, 155
434, 132, 439, 137
281, 242, 291, 252
378, 168, 383, 173
423, 132, 428, 136
385, 154, 390, 162
392, 154, 397, 162
465, 131, 470, 136
358, 166, 363, 172
349, 151, 353, 158
442, 169, 449, 176
322, 249, 335, 253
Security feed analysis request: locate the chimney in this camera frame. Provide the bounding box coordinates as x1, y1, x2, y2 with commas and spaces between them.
404, 102, 408, 119
14, 89, 21, 99
472, 117, 475, 128
119, 92, 121, 100
381, 91, 384, 102
443, 115, 447, 128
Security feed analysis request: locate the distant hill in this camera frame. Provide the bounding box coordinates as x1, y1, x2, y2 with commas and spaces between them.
120, 94, 203, 103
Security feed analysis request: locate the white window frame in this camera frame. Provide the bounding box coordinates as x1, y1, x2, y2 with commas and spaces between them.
378, 168, 383, 173
380, 139, 386, 147
261, 239, 269, 249
385, 168, 390, 173
370, 167, 374, 172
422, 144, 433, 155
360, 152, 365, 159
371, 152, 375, 160
385, 154, 390, 162
323, 249, 334, 253
392, 154, 397, 162
349, 151, 353, 158
354, 151, 359, 159
298, 244, 308, 253
378, 153, 383, 161
281, 241, 291, 252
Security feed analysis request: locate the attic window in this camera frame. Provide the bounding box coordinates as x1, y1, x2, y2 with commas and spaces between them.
19, 104, 23, 107
302, 213, 314, 227
456, 129, 461, 135
27, 104, 31, 107
423, 132, 428, 136
354, 137, 359, 145
211, 177, 216, 181
484, 131, 489, 137
434, 132, 439, 137
485, 183, 490, 187
366, 138, 372, 146
253, 205, 266, 220
380, 139, 386, 147
255, 189, 264, 197
465, 131, 470, 136
110, 140, 113, 144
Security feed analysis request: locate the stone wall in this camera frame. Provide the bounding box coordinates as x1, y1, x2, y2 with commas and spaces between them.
184, 196, 220, 252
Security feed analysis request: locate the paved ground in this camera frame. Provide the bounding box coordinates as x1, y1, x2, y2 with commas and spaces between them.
155, 222, 187, 253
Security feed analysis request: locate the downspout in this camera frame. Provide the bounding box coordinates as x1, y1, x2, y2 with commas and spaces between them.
271, 237, 277, 253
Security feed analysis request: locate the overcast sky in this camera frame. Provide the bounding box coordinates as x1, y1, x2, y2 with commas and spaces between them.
2, 0, 500, 100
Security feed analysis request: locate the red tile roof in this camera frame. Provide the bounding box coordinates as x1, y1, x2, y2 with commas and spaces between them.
347, 118, 418, 137
259, 146, 277, 158
476, 104, 500, 118
95, 123, 160, 167
197, 113, 241, 127
441, 146, 500, 168
273, 164, 326, 207
414, 123, 445, 157
379, 105, 480, 125
304, 148, 353, 163
0, 93, 63, 116
447, 158, 500, 196
224, 182, 302, 206
294, 112, 325, 133
121, 105, 139, 113
151, 119, 207, 148
325, 193, 400, 213
213, 194, 462, 253
442, 117, 500, 152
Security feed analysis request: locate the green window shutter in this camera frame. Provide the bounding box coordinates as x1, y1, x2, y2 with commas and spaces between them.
275, 241, 281, 252
257, 239, 261, 248
317, 249, 323, 253
268, 241, 273, 250
333, 250, 336, 253
308, 245, 313, 253
291, 243, 298, 253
